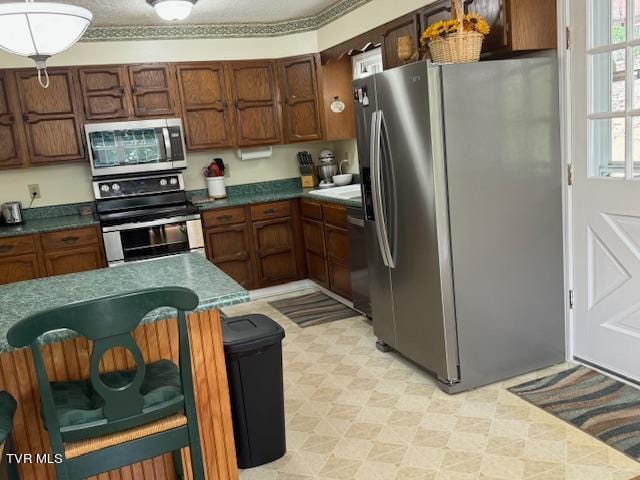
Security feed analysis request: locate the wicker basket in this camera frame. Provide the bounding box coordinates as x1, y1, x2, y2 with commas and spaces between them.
428, 0, 484, 64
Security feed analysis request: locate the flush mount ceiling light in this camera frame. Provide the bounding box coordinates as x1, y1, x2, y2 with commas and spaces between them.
148, 0, 198, 22
0, 0, 92, 88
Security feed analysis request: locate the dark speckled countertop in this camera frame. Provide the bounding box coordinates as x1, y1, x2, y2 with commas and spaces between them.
0, 253, 249, 352
0, 179, 363, 240
0, 214, 99, 239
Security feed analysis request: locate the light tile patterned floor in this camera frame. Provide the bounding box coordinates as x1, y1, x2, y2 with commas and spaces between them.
223, 289, 640, 480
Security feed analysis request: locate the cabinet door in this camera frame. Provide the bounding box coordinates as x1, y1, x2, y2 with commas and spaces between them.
278, 55, 323, 143
303, 219, 328, 287
328, 262, 352, 300
176, 63, 235, 150
325, 225, 350, 266
128, 63, 177, 117
0, 253, 41, 285
253, 217, 298, 287
419, 0, 454, 33
78, 66, 132, 120
43, 244, 105, 277
15, 69, 85, 165
381, 14, 421, 70
0, 71, 26, 169
205, 223, 255, 289
227, 61, 282, 147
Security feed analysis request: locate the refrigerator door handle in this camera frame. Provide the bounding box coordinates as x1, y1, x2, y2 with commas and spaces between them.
370, 110, 391, 268
372, 110, 396, 269
378, 111, 397, 268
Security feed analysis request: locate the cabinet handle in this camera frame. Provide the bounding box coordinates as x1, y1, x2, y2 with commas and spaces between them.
61, 236, 80, 244
22, 114, 30, 123
0, 245, 13, 253
7, 114, 15, 123
217, 215, 232, 221
263, 209, 277, 215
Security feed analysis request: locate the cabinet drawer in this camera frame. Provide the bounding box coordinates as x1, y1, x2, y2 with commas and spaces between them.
250, 201, 291, 221
0, 235, 36, 258
41, 227, 100, 251
203, 207, 246, 227
323, 204, 348, 229
301, 200, 323, 220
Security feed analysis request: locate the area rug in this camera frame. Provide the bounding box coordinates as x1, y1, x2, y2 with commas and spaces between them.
268, 292, 359, 327
509, 365, 640, 461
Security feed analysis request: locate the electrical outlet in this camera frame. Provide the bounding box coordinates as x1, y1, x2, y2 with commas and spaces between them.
343, 152, 350, 162
28, 184, 41, 199
224, 163, 231, 178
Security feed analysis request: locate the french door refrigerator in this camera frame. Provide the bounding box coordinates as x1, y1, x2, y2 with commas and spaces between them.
354, 58, 566, 393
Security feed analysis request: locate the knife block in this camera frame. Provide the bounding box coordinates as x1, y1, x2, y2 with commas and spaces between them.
301, 174, 318, 188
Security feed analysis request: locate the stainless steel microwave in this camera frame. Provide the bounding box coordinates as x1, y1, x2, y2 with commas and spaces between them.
85, 118, 187, 177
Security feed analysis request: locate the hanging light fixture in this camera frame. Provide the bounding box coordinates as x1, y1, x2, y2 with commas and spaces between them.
0, 0, 92, 88
148, 0, 197, 22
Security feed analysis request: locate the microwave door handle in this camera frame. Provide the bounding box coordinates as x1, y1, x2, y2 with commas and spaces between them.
162, 127, 172, 161
370, 110, 390, 268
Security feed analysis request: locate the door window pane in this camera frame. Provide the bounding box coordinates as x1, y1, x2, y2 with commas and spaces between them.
634, 47, 640, 109
633, 117, 640, 176
635, 0, 640, 38
592, 0, 627, 47
591, 117, 626, 177
591, 49, 626, 113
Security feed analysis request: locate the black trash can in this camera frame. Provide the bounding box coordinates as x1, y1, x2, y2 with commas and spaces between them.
221, 314, 286, 469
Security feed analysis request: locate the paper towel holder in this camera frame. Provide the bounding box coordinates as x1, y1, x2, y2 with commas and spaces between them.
236, 146, 273, 161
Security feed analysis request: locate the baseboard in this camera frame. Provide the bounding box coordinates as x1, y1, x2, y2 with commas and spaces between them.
249, 280, 316, 300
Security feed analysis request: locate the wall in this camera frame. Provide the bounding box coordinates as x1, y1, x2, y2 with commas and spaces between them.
0, 0, 422, 207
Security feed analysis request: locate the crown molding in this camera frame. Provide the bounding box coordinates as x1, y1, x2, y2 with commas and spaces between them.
82, 0, 373, 42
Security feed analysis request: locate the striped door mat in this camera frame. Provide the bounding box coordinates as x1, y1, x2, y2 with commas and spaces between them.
268, 292, 359, 328
509, 365, 640, 461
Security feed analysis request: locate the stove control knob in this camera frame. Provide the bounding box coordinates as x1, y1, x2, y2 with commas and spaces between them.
100, 184, 110, 192
169, 178, 178, 186
111, 183, 121, 192
159, 179, 168, 187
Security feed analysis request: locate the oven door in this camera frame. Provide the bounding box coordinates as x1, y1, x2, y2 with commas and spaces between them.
103, 216, 204, 265
86, 119, 187, 177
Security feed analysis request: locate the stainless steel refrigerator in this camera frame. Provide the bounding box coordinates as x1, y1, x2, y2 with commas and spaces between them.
353, 57, 565, 393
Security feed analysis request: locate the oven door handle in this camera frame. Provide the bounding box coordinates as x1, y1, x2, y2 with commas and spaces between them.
102, 214, 202, 233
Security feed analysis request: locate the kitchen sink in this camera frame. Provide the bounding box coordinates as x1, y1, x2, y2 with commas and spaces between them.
308, 184, 362, 202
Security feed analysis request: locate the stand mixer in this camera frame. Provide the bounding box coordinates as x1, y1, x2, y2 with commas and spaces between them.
317, 150, 337, 188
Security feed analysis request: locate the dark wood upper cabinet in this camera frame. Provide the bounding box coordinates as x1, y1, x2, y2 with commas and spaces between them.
418, 0, 557, 56
277, 55, 323, 143
227, 61, 282, 147
176, 62, 234, 150
78, 66, 133, 120
15, 68, 85, 165
381, 14, 421, 70
0, 71, 26, 169
128, 63, 178, 118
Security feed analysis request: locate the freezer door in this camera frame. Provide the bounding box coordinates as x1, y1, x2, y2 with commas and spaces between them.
353, 76, 397, 349
373, 62, 459, 383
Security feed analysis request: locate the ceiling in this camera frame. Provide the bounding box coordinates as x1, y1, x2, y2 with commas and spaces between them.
14, 0, 347, 27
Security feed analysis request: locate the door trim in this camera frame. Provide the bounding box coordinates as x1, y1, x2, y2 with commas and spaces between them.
559, 0, 574, 362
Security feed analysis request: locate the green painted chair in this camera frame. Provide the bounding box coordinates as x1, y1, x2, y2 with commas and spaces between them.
0, 391, 18, 480
6, 287, 204, 480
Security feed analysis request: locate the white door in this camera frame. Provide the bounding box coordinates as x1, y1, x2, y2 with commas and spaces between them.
572, 0, 640, 380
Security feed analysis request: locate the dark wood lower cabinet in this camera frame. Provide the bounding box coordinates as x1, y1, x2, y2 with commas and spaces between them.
42, 244, 104, 277
205, 223, 254, 288
0, 226, 106, 286
203, 200, 305, 290
301, 200, 352, 300
253, 217, 298, 287
0, 253, 41, 285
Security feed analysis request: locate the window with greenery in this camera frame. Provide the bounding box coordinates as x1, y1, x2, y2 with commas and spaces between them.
589, 0, 640, 178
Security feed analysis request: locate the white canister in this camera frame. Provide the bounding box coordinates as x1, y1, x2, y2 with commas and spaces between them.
206, 176, 227, 199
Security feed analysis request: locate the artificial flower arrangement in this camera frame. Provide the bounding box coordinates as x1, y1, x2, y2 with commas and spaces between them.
420, 1, 491, 64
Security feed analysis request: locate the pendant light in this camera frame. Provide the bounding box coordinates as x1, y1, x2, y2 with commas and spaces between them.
0, 0, 92, 88
148, 0, 197, 22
